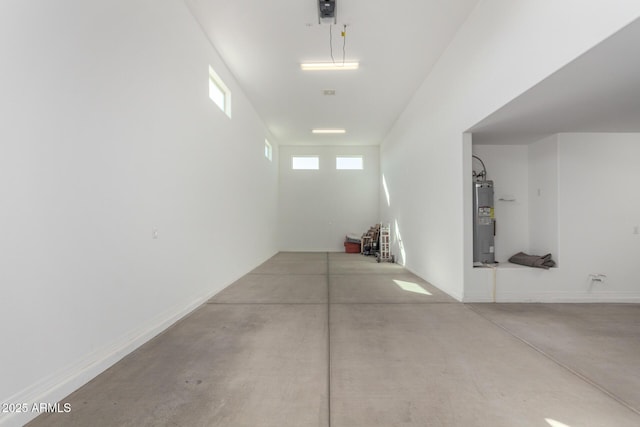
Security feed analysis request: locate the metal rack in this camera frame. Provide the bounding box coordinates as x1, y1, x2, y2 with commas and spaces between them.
377, 223, 392, 263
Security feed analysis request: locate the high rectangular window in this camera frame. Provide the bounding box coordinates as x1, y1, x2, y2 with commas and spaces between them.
209, 66, 231, 117
292, 156, 319, 170
336, 156, 363, 170
265, 140, 273, 161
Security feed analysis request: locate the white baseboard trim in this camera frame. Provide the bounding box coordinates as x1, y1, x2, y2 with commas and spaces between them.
0, 286, 223, 427
463, 292, 640, 303
462, 295, 495, 303
498, 292, 640, 303
279, 249, 344, 253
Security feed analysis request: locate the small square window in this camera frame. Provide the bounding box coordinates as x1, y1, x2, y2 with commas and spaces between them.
209, 66, 231, 118
336, 156, 363, 170
265, 140, 273, 161
292, 156, 319, 170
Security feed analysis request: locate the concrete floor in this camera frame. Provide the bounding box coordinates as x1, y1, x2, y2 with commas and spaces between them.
28, 252, 640, 426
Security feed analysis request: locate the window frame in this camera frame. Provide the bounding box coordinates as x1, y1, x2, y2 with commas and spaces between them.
336, 155, 364, 170
264, 139, 273, 161
291, 155, 320, 170
209, 66, 232, 118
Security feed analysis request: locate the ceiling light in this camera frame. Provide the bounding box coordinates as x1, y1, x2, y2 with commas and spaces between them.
301, 62, 359, 71
312, 129, 346, 134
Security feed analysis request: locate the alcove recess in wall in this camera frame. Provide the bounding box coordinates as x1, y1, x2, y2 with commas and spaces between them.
471, 137, 559, 266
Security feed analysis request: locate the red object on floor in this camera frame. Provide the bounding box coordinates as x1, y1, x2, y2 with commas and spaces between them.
344, 242, 360, 253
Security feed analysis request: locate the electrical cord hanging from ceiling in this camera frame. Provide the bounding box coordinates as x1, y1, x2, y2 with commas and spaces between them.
329, 24, 335, 63
329, 24, 348, 66
342, 24, 346, 64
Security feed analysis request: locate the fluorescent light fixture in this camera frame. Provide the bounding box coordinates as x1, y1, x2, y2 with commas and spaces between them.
312, 129, 346, 134
301, 62, 359, 71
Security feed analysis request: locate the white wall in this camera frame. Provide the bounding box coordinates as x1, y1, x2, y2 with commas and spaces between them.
528, 135, 559, 261
279, 145, 379, 252
557, 133, 640, 298
0, 1, 278, 425
380, 0, 640, 301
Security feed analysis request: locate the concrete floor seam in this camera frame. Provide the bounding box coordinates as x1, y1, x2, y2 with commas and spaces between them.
330, 302, 459, 305
466, 304, 640, 417
326, 252, 332, 427
247, 273, 328, 277
205, 302, 327, 305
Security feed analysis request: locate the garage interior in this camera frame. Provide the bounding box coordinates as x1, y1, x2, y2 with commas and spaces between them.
2, 1, 640, 426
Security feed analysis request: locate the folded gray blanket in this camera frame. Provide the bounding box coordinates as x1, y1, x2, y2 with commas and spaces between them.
508, 252, 556, 269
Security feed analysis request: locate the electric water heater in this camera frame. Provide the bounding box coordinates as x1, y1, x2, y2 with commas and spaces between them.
473, 180, 495, 264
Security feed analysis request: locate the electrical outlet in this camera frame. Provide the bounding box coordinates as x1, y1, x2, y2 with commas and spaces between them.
152, 229, 159, 239
634, 226, 639, 235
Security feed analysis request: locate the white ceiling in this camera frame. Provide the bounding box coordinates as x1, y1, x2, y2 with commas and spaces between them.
185, 0, 480, 145
470, 17, 640, 145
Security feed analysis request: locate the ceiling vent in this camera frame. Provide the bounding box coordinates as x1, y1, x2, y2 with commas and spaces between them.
318, 0, 336, 24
